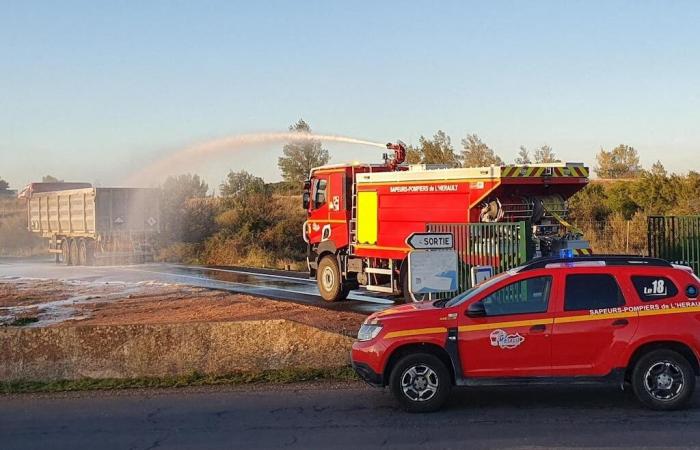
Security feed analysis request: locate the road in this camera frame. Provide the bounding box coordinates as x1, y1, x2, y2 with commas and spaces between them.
2, 381, 700, 449
0, 257, 393, 314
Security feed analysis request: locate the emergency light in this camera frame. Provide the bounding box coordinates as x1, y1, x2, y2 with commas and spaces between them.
559, 248, 574, 259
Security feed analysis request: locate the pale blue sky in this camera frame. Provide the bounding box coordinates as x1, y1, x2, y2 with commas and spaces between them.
1, 1, 699, 189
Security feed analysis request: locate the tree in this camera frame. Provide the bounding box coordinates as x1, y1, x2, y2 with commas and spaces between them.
160, 174, 209, 241
515, 146, 531, 164
418, 130, 461, 166
595, 144, 642, 178
278, 119, 330, 185
650, 160, 667, 177
405, 145, 422, 164
42, 175, 62, 183
461, 134, 503, 167
220, 170, 266, 198
0, 177, 9, 191
533, 144, 560, 163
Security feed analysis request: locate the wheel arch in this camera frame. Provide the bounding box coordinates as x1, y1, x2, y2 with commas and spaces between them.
382, 342, 455, 387
625, 340, 700, 381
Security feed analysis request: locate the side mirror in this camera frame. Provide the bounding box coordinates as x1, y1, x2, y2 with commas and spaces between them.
466, 301, 486, 318
302, 180, 311, 210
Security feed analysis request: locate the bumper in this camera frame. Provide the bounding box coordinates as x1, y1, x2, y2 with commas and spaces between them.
352, 361, 383, 387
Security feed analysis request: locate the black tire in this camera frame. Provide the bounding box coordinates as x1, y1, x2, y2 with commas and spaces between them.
78, 239, 87, 266
60, 239, 70, 265
70, 239, 81, 266
317, 255, 348, 302
632, 349, 696, 411
400, 263, 428, 304
389, 353, 451, 413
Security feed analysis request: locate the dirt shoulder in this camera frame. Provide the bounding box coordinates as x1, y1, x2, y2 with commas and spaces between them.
0, 278, 366, 336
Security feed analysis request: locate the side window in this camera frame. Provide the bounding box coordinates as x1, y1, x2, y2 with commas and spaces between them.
482, 276, 552, 316
313, 179, 327, 209
632, 276, 678, 301
564, 274, 624, 311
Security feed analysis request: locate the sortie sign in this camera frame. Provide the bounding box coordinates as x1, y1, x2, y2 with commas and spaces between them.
406, 232, 454, 250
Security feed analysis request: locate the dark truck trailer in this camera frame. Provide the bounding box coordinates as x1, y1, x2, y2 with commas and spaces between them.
27, 187, 160, 265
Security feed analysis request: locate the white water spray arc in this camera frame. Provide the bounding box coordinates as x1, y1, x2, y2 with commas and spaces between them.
126, 132, 386, 184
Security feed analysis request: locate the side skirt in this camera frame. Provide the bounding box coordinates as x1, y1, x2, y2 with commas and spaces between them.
455, 368, 627, 388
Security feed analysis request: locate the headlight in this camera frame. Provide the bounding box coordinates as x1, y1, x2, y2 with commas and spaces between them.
357, 323, 383, 342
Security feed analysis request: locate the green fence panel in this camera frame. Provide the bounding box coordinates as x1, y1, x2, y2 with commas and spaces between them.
648, 216, 700, 274
427, 221, 530, 298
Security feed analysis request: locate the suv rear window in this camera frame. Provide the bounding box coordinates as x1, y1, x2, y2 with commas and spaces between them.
632, 276, 678, 301
564, 274, 625, 311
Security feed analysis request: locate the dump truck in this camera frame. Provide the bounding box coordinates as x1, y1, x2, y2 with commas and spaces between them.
303, 142, 591, 302
26, 183, 160, 265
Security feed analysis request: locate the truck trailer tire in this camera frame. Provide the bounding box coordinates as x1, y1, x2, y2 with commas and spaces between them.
79, 239, 95, 266
317, 255, 348, 302
70, 239, 81, 266
59, 239, 70, 265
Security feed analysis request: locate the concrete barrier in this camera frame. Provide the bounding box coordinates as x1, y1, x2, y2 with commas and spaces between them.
0, 320, 354, 382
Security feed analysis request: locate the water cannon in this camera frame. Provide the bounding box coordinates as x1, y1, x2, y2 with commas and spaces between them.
384, 140, 407, 170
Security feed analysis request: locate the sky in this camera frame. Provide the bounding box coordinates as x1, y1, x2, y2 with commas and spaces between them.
1, 0, 699, 190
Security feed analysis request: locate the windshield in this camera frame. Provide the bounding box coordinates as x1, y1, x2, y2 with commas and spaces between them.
444, 271, 512, 307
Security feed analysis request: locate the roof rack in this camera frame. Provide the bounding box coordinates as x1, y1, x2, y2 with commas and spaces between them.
519, 255, 672, 271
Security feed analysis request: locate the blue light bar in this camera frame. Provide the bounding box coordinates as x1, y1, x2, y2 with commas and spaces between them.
559, 248, 574, 259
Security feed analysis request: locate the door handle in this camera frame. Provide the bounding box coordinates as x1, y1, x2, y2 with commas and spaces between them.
612, 319, 629, 327
530, 324, 546, 333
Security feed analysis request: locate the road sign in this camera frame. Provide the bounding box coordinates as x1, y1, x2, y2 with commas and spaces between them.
408, 250, 458, 294
406, 232, 453, 250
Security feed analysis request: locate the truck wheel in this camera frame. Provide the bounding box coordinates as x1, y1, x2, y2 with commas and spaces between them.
632, 349, 695, 410
70, 239, 81, 266
389, 353, 451, 413
60, 239, 70, 265
317, 255, 348, 302
400, 264, 428, 303
79, 239, 95, 266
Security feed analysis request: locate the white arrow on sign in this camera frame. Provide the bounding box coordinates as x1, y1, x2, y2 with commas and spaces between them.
406, 232, 454, 250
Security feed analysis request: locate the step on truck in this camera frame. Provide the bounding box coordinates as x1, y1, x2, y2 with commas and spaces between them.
303, 141, 591, 303
24, 183, 160, 265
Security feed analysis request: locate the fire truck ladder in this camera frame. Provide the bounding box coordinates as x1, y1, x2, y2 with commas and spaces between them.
349, 179, 357, 252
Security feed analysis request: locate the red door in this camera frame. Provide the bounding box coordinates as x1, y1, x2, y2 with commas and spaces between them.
550, 272, 639, 376
307, 174, 330, 244
458, 273, 555, 378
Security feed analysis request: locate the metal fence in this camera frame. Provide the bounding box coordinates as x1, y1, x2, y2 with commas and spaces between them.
427, 221, 531, 296
648, 216, 700, 274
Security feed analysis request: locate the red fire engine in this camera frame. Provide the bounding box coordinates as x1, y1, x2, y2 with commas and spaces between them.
303, 141, 591, 303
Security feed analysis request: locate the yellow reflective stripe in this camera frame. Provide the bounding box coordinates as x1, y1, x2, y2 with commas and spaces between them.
353, 244, 410, 252
458, 318, 552, 332
307, 219, 346, 224
638, 305, 700, 317
384, 327, 447, 339
358, 178, 485, 187
553, 311, 637, 324
381, 305, 700, 341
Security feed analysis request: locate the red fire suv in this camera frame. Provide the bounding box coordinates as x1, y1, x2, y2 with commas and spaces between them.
352, 256, 700, 412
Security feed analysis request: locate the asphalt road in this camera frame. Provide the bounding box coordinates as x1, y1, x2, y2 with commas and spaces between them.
3, 382, 700, 449
0, 257, 393, 314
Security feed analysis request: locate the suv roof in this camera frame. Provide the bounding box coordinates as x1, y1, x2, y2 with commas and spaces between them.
519, 255, 673, 272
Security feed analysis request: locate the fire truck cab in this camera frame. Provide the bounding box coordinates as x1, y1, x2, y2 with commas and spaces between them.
303, 142, 591, 303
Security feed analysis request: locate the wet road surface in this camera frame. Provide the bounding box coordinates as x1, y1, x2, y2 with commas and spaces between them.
0, 257, 394, 315
3, 382, 700, 449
